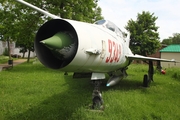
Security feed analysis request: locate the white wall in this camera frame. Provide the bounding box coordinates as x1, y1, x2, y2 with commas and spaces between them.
0, 41, 36, 58
161, 52, 180, 68
13, 48, 36, 58
0, 41, 3, 55
0, 41, 15, 55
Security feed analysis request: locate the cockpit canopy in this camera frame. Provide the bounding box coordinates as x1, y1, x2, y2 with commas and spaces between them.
94, 20, 127, 38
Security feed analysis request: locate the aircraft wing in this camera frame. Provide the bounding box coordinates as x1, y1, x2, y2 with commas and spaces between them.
126, 54, 178, 62
16, 0, 60, 19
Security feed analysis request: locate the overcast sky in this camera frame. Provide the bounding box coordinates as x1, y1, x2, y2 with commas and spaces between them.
98, 0, 180, 41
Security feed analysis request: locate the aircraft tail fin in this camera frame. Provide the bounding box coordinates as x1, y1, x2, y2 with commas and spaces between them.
15, 0, 60, 19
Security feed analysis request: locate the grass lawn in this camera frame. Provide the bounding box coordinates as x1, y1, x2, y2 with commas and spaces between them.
0, 55, 18, 64
0, 61, 180, 120
0, 56, 10, 64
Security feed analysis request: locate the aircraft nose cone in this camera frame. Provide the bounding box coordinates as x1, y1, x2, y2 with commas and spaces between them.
40, 32, 73, 49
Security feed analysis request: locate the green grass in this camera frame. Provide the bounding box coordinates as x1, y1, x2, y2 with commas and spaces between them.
0, 55, 18, 64
0, 62, 180, 120
0, 56, 10, 64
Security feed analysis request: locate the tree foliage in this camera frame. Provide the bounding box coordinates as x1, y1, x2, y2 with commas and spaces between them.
161, 38, 172, 45
0, 0, 18, 60
162, 33, 180, 45
125, 11, 160, 56
44, 0, 103, 23
0, 0, 103, 62
0, 1, 17, 40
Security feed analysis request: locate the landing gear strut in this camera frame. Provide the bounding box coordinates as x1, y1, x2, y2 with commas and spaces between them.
143, 60, 154, 87
91, 80, 104, 110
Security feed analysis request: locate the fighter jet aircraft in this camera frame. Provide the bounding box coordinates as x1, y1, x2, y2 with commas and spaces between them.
15, 0, 177, 109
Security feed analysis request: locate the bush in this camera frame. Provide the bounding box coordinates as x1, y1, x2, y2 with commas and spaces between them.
11, 54, 21, 58
168, 67, 180, 80
172, 72, 180, 80
3, 48, 9, 56
0, 55, 9, 64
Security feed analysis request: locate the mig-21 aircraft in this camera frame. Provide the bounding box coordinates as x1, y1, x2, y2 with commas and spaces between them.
15, 0, 177, 109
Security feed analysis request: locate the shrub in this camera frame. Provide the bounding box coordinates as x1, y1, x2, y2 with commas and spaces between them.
3, 48, 9, 56
172, 72, 180, 80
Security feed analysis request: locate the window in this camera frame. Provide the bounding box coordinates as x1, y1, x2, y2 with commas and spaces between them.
94, 20, 106, 25
106, 21, 115, 32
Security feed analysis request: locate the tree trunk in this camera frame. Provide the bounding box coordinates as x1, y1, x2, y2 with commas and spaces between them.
7, 39, 12, 60
22, 51, 25, 58
27, 49, 31, 62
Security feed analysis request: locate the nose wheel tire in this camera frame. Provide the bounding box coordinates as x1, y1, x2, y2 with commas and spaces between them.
92, 96, 103, 110
91, 80, 104, 110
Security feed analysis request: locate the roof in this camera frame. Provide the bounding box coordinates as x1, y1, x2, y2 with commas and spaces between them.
160, 44, 180, 52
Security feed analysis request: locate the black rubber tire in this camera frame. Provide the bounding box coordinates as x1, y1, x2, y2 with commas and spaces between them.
143, 74, 149, 87
92, 96, 102, 109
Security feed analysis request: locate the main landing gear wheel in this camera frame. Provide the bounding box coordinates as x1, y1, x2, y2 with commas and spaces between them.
91, 80, 104, 110
143, 60, 154, 87
143, 74, 149, 87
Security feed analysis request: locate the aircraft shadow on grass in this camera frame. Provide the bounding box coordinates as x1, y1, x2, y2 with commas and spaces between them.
6, 73, 158, 120
7, 75, 92, 120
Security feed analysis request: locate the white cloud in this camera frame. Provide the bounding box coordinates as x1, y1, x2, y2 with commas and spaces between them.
98, 0, 180, 40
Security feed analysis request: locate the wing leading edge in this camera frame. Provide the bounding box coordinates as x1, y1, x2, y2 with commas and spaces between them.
126, 54, 178, 62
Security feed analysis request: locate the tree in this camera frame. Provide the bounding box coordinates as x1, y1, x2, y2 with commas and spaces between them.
0, 33, 3, 40
13, 7, 42, 62
161, 33, 180, 45
171, 33, 180, 44
0, 0, 17, 62
125, 11, 160, 56
0, 0, 42, 62
45, 0, 103, 23
161, 38, 172, 45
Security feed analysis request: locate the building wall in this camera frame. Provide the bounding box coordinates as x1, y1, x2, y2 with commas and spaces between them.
0, 41, 3, 55
0, 41, 15, 55
13, 48, 36, 58
0, 41, 36, 58
161, 52, 180, 68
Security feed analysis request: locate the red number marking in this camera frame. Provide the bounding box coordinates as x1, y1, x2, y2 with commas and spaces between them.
116, 44, 121, 62
106, 39, 121, 63
114, 43, 118, 62
105, 40, 112, 63
110, 41, 116, 63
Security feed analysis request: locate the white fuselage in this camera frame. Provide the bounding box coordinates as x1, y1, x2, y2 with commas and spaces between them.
59, 19, 133, 72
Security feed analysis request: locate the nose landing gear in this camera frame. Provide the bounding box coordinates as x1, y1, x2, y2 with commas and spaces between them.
91, 80, 104, 110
